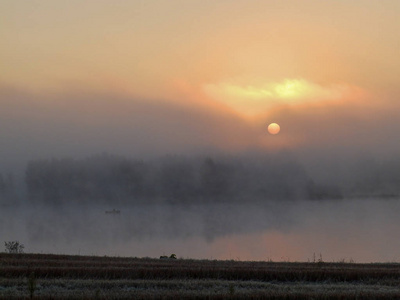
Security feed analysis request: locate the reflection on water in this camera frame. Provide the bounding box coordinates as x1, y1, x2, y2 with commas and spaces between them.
2, 198, 400, 262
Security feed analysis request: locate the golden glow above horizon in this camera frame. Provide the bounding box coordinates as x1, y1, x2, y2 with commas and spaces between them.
203, 79, 365, 117
205, 79, 316, 101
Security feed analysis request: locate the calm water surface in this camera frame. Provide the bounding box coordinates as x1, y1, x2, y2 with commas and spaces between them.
2, 198, 400, 262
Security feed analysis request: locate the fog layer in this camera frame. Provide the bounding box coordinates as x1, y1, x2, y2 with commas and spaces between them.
2, 85, 400, 172
2, 153, 400, 262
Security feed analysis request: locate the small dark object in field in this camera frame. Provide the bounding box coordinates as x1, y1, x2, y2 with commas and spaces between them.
160, 254, 177, 260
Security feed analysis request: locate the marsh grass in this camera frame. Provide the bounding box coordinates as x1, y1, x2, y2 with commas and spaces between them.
1, 253, 400, 299
27, 272, 36, 299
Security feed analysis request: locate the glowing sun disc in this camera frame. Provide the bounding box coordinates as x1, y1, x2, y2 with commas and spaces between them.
268, 123, 280, 135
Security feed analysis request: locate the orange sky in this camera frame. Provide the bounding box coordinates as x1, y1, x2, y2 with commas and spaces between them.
1, 0, 400, 161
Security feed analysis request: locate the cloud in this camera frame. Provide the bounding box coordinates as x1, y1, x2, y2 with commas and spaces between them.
0, 85, 260, 168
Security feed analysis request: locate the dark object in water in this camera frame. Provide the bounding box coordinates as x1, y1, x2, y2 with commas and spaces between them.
105, 209, 120, 214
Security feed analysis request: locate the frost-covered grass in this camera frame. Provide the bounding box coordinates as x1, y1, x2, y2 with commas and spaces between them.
2, 278, 400, 299
1, 253, 400, 299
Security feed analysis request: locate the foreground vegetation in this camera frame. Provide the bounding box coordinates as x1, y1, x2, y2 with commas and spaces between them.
1, 253, 400, 299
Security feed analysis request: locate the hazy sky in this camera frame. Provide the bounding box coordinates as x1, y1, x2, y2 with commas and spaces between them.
1, 0, 400, 167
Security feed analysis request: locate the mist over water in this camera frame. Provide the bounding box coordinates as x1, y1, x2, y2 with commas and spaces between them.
2, 198, 400, 263
2, 152, 400, 263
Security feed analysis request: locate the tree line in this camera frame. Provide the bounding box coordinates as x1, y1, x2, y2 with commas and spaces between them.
3, 153, 400, 206
24, 154, 340, 205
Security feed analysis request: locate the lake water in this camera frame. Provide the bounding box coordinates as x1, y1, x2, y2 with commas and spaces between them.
2, 198, 400, 262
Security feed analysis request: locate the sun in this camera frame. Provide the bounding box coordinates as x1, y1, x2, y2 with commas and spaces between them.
268, 123, 280, 135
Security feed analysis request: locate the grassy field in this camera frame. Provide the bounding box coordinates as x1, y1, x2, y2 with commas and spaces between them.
1, 253, 400, 299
